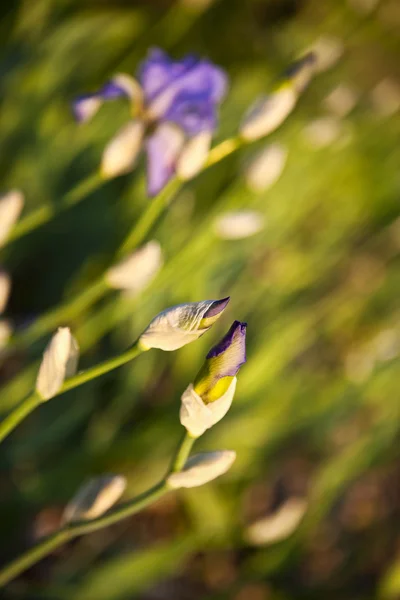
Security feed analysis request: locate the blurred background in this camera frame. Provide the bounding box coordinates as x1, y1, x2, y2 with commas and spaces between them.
0, 0, 399, 598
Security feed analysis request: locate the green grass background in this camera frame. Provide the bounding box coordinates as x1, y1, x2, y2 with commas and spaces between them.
0, 0, 399, 598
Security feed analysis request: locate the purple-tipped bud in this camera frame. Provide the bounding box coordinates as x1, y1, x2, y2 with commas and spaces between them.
207, 320, 247, 364
203, 296, 230, 319
194, 320, 247, 403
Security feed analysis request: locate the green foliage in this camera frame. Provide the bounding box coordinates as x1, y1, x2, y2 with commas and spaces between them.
0, 0, 399, 598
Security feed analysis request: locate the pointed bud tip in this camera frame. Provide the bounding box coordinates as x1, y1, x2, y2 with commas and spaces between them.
285, 52, 317, 78
204, 296, 230, 318
207, 320, 247, 360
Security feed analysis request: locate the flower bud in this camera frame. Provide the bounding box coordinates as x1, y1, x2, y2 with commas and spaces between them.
63, 475, 126, 523
240, 87, 297, 142
240, 53, 316, 141
0, 190, 24, 247
73, 74, 143, 123
106, 241, 163, 294
176, 131, 212, 180
214, 210, 264, 240
167, 450, 236, 489
139, 297, 230, 352
36, 328, 80, 400
0, 271, 11, 314
101, 120, 144, 179
180, 321, 246, 437
244, 143, 287, 192
245, 498, 307, 545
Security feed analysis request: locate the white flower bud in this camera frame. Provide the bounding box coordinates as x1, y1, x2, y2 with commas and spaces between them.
214, 210, 264, 240
106, 241, 163, 294
0, 271, 11, 314
139, 298, 229, 352
101, 120, 144, 179
0, 190, 24, 247
244, 143, 288, 192
36, 328, 80, 400
167, 450, 236, 489
63, 475, 126, 523
180, 378, 236, 437
176, 131, 212, 180
246, 498, 308, 545
240, 86, 297, 141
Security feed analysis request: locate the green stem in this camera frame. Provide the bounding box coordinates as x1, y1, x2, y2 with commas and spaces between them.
5, 173, 102, 246
0, 428, 195, 587
170, 431, 195, 473
0, 341, 145, 443
117, 177, 181, 257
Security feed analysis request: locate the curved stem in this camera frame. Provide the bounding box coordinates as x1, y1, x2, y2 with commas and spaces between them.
5, 173, 102, 246
0, 341, 145, 443
0, 428, 195, 587
170, 431, 195, 473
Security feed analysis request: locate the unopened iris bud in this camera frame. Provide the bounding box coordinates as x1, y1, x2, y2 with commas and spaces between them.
139, 297, 230, 352
180, 320, 246, 437
101, 120, 145, 179
36, 328, 80, 400
240, 53, 316, 142
214, 210, 264, 240
167, 450, 236, 489
0, 190, 24, 247
106, 240, 163, 294
63, 475, 126, 524
0, 271, 11, 314
176, 131, 212, 180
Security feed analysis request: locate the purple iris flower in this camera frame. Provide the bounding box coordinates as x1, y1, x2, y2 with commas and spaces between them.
73, 48, 228, 196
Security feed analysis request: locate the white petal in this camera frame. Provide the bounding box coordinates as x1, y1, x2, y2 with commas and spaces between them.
167, 450, 236, 489
0, 190, 24, 247
139, 300, 218, 351
244, 143, 288, 192
176, 131, 212, 180
36, 328, 80, 400
180, 378, 236, 437
214, 210, 264, 240
63, 475, 126, 523
246, 498, 308, 545
101, 120, 144, 179
106, 241, 163, 294
0, 271, 11, 314
240, 87, 297, 141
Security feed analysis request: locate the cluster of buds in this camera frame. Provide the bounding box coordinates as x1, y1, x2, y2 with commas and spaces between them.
58, 298, 245, 519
